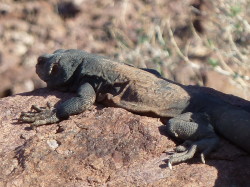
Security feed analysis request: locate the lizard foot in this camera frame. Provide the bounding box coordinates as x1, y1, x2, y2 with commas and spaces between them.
168, 144, 197, 169
19, 102, 60, 126
168, 151, 206, 169
174, 140, 193, 152
167, 137, 219, 169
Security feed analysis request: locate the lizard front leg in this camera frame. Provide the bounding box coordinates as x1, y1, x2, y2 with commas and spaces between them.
19, 82, 96, 126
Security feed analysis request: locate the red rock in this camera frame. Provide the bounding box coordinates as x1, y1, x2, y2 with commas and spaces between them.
0, 89, 250, 186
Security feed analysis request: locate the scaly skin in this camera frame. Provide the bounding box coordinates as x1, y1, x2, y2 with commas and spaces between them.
19, 49, 250, 168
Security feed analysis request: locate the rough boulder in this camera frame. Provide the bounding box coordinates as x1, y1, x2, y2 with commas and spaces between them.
0, 89, 250, 186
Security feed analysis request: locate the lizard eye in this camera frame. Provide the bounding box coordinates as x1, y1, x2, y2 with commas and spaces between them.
49, 63, 59, 75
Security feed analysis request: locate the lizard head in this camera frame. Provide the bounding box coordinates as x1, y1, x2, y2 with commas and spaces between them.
36, 49, 84, 88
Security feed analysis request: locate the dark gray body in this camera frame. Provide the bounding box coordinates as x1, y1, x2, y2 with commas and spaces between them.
19, 49, 250, 166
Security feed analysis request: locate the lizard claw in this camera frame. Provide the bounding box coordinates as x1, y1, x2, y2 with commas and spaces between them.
18, 103, 60, 126
201, 153, 206, 164
168, 161, 173, 170
31, 105, 43, 112
30, 102, 52, 112
46, 102, 53, 109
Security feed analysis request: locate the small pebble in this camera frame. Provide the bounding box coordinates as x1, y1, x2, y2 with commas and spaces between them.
46, 139, 59, 150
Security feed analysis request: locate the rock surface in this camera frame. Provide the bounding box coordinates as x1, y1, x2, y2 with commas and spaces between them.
0, 89, 250, 187
1, 0, 250, 99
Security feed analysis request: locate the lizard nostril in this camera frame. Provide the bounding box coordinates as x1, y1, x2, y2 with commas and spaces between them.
37, 54, 54, 65
37, 56, 45, 65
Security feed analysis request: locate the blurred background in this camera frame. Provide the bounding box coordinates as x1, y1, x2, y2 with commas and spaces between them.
0, 0, 250, 99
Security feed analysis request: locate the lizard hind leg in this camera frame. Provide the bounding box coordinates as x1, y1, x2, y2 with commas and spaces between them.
168, 136, 219, 168
166, 112, 220, 168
